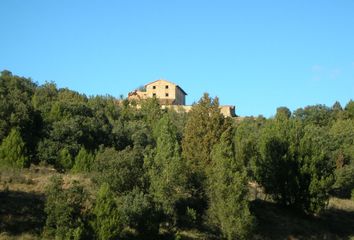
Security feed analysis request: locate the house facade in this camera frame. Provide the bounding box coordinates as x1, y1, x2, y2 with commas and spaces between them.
145, 80, 187, 105
128, 79, 186, 105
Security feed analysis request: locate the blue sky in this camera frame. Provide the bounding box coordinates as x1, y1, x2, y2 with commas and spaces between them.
1, 0, 353, 117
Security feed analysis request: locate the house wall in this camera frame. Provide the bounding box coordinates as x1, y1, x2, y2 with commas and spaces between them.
220, 105, 236, 117
164, 105, 235, 117
127, 90, 148, 101
146, 80, 176, 102
175, 87, 186, 105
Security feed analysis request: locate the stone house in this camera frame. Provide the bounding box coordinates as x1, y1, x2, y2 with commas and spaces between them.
128, 79, 236, 117
128, 79, 187, 105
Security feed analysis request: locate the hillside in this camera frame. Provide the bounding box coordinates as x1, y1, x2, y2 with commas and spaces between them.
1, 71, 354, 239
1, 167, 354, 240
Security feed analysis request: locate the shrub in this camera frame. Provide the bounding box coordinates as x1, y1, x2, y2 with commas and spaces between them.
43, 175, 89, 239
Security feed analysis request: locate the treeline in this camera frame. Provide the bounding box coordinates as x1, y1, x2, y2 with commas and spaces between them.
0, 70, 353, 239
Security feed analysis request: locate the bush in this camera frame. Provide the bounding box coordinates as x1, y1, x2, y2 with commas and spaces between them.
117, 188, 160, 238
93, 147, 145, 194
256, 119, 335, 214
43, 175, 90, 239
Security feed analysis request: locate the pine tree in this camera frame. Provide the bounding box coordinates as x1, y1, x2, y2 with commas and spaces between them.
208, 127, 254, 239
256, 117, 335, 214
182, 93, 226, 172
58, 147, 73, 171
181, 93, 229, 216
92, 183, 122, 240
0, 128, 28, 168
72, 147, 94, 173
147, 114, 187, 223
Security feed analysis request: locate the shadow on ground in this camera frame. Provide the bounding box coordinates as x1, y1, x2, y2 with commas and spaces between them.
0, 190, 45, 235
250, 199, 354, 240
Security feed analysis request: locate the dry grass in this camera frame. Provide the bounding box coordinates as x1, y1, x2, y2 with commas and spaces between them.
329, 197, 354, 212
0, 167, 55, 193
0, 233, 39, 240
0, 166, 94, 194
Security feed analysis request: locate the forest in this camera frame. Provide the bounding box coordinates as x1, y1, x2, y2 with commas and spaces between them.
0, 70, 353, 240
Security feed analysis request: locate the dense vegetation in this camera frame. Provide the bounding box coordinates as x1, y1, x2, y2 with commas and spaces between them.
0, 70, 353, 239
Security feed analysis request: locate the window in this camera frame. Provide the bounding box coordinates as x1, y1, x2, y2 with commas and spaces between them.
165, 85, 169, 89
152, 86, 156, 89
153, 93, 156, 97
165, 93, 169, 97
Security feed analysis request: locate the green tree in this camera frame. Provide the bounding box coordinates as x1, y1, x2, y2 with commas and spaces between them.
58, 147, 73, 171
330, 119, 354, 197
181, 93, 229, 216
32, 81, 58, 123
297, 125, 335, 213
344, 100, 354, 118
87, 95, 118, 148
117, 188, 160, 238
140, 97, 163, 131
255, 116, 304, 206
275, 107, 291, 120
146, 114, 188, 223
0, 70, 39, 160
72, 147, 94, 173
182, 93, 227, 171
256, 117, 335, 214
208, 127, 254, 239
0, 128, 28, 168
234, 117, 264, 178
92, 183, 122, 240
293, 104, 333, 127
166, 107, 188, 143
93, 147, 145, 194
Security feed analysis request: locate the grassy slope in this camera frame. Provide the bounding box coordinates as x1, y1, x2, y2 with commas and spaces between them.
0, 168, 354, 240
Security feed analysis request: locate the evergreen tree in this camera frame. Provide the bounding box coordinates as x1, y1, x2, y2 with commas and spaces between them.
146, 114, 188, 223
234, 117, 264, 179
0, 128, 28, 168
208, 127, 254, 239
344, 100, 354, 118
72, 147, 94, 173
331, 101, 345, 120
182, 93, 227, 171
140, 97, 163, 131
298, 125, 335, 213
256, 117, 335, 214
256, 118, 303, 207
92, 183, 122, 240
58, 147, 73, 171
181, 93, 229, 216
330, 119, 354, 197
117, 188, 160, 238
